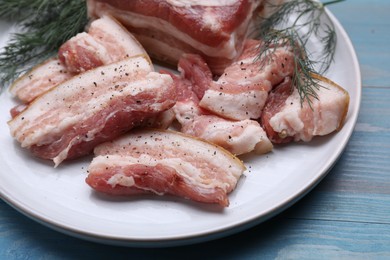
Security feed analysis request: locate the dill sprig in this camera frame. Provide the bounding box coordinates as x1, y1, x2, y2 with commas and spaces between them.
255, 0, 344, 107
0, 0, 88, 91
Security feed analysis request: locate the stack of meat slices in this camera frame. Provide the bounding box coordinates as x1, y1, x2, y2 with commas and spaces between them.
86, 0, 283, 74
167, 53, 274, 156
7, 1, 350, 207
8, 55, 176, 166
7, 14, 249, 207
166, 39, 349, 152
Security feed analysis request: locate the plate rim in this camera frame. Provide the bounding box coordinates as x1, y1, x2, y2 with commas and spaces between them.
0, 8, 362, 247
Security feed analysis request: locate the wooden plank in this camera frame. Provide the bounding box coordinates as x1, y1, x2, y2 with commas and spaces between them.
328, 0, 390, 87
1, 201, 389, 258
284, 87, 390, 224
320, 87, 390, 193
286, 191, 390, 224
231, 218, 390, 259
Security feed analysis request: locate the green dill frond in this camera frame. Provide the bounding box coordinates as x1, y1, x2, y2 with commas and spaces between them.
0, 0, 88, 91
318, 24, 337, 73
254, 0, 345, 107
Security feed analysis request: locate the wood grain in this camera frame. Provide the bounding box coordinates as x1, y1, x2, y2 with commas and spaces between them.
286, 88, 390, 224
328, 0, 390, 87
1, 200, 389, 258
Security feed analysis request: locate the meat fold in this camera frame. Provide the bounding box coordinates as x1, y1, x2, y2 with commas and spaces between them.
9, 15, 146, 104
169, 53, 273, 155
199, 39, 295, 121
261, 74, 350, 143
8, 55, 176, 166
86, 129, 246, 207
87, 0, 265, 74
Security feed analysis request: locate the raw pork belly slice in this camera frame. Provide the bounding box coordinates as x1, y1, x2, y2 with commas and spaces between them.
170, 54, 273, 155
181, 115, 273, 155
86, 129, 246, 207
59, 15, 146, 73
199, 39, 295, 121
87, 0, 264, 74
8, 55, 176, 166
9, 58, 74, 103
261, 74, 350, 143
10, 15, 146, 104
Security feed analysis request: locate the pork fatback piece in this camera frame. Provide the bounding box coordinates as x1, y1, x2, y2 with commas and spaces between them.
8, 55, 176, 166
181, 114, 273, 155
59, 15, 146, 74
170, 54, 273, 155
87, 0, 265, 74
9, 58, 74, 103
199, 39, 295, 121
86, 129, 246, 207
261, 75, 350, 143
9, 15, 146, 104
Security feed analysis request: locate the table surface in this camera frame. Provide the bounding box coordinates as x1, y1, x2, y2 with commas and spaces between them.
1, 0, 389, 259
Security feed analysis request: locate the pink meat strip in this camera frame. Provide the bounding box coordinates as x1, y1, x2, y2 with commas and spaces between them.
87, 0, 269, 74
168, 53, 273, 155
9, 15, 146, 104
86, 129, 246, 207
9, 58, 74, 103
261, 75, 350, 143
199, 39, 295, 121
8, 56, 176, 166
58, 15, 146, 73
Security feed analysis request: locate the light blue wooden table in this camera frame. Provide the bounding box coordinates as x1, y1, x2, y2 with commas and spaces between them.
1, 0, 389, 258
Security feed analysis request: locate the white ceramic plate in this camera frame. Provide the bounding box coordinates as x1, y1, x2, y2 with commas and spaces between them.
0, 10, 361, 247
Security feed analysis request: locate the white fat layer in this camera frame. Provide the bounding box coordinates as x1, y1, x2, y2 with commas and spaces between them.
91, 154, 236, 193
220, 72, 267, 87
253, 128, 274, 154
269, 90, 303, 138
9, 59, 71, 101
89, 15, 146, 58
93, 7, 240, 59
202, 9, 222, 32
69, 33, 113, 65
8, 56, 172, 147
52, 137, 80, 167
202, 120, 272, 155
10, 59, 65, 95
173, 100, 203, 124
225, 47, 294, 85
94, 130, 245, 181
269, 81, 347, 142
166, 0, 238, 7
199, 89, 267, 120
107, 174, 135, 188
